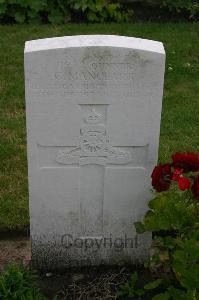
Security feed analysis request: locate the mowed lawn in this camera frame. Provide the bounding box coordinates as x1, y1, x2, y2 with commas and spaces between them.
0, 23, 198, 231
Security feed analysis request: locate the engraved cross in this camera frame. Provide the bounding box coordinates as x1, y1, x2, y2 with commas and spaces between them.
55, 105, 132, 234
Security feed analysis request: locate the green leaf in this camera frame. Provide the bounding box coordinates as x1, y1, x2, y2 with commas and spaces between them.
159, 217, 171, 230
14, 11, 26, 23
95, 1, 104, 12
29, 0, 47, 12
144, 279, 162, 290
150, 254, 161, 265
87, 10, 99, 22
136, 289, 145, 296
184, 239, 199, 259
9, 0, 28, 6
186, 290, 197, 300
107, 3, 118, 14
167, 286, 185, 299
27, 9, 42, 23
164, 236, 175, 249
48, 8, 64, 24
180, 270, 199, 290
152, 292, 170, 300
81, 4, 89, 12
73, 2, 82, 10
0, 3, 6, 15
148, 195, 167, 209
134, 221, 146, 233
129, 272, 138, 286
173, 250, 186, 262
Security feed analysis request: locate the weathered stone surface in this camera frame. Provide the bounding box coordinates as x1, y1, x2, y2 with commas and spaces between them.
24, 35, 165, 270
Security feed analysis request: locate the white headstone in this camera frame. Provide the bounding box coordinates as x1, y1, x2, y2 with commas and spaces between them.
24, 35, 165, 270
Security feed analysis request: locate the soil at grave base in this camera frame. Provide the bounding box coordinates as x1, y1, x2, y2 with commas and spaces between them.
0, 237, 31, 272
38, 265, 151, 300
0, 237, 153, 300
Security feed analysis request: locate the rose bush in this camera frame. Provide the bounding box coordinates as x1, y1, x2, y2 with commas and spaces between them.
151, 164, 172, 192
152, 152, 199, 194
178, 177, 191, 190
119, 152, 199, 300
172, 152, 199, 173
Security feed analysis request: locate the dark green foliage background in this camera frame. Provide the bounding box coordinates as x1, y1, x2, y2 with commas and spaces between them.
0, 0, 131, 24
0, 0, 198, 24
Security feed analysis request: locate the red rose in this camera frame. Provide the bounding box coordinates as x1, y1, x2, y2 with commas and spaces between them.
192, 175, 199, 199
178, 177, 190, 191
151, 164, 172, 192
172, 168, 183, 181
172, 152, 199, 173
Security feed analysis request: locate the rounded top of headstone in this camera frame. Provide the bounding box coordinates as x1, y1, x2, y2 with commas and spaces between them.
24, 35, 165, 55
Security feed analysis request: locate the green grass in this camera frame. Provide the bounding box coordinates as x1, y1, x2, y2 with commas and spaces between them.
0, 263, 47, 299
0, 23, 198, 231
